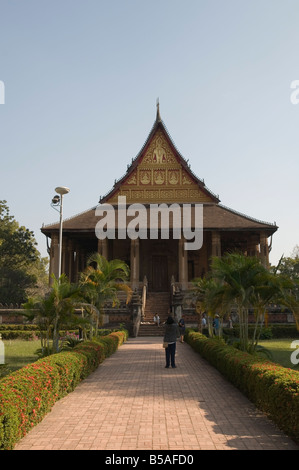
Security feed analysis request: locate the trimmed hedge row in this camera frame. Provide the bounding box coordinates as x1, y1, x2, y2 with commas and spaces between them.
0, 325, 40, 331
0, 330, 128, 450
222, 324, 299, 340
185, 329, 299, 443
0, 330, 40, 340
0, 329, 78, 340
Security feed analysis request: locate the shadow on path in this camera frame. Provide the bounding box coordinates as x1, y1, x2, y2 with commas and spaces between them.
14, 337, 299, 451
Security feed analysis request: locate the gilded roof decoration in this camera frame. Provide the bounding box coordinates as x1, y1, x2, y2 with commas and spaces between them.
105, 128, 215, 204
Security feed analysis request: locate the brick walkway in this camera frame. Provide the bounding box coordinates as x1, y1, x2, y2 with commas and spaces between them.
14, 337, 299, 451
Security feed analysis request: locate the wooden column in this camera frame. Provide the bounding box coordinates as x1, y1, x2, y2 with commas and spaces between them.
74, 244, 80, 282
211, 231, 221, 258
80, 251, 86, 274
67, 240, 74, 282
130, 239, 140, 290
178, 238, 188, 290
247, 237, 259, 258
98, 238, 108, 259
260, 232, 269, 268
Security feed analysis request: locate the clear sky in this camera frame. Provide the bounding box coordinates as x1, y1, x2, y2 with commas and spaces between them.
0, 0, 298, 266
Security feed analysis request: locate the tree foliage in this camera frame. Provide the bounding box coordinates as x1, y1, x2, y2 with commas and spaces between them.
192, 252, 299, 353
23, 274, 84, 354
275, 246, 299, 300
23, 253, 131, 353
79, 253, 132, 337
0, 200, 48, 304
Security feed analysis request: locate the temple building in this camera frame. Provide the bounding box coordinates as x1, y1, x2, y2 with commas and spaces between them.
41, 104, 278, 333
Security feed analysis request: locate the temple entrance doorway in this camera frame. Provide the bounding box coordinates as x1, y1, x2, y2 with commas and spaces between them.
152, 255, 168, 292
139, 238, 178, 292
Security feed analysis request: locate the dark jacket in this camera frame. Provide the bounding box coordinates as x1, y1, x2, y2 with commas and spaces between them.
164, 323, 180, 343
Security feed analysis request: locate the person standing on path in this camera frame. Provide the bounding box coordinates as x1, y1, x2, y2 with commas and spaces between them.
178, 315, 186, 343
163, 316, 180, 368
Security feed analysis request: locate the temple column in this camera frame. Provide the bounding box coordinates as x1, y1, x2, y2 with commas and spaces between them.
74, 244, 80, 282
260, 232, 269, 268
79, 251, 86, 273
247, 237, 259, 258
178, 238, 188, 290
130, 239, 140, 290
211, 231, 221, 258
67, 240, 74, 282
98, 238, 108, 259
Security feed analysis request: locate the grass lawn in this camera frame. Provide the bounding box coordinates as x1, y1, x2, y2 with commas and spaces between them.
1, 339, 41, 375
259, 339, 299, 371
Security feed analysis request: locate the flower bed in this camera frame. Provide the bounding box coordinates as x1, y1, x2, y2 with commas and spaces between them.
185, 329, 299, 443
0, 330, 128, 450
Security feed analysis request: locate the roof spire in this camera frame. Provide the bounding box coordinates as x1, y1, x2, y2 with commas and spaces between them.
156, 98, 161, 122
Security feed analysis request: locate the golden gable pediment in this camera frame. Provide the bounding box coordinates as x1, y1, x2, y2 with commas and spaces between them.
106, 128, 215, 204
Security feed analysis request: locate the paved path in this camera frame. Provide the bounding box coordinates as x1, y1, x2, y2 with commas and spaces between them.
14, 337, 299, 451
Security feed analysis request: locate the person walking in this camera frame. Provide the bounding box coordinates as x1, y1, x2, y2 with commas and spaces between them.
163, 316, 180, 368
178, 315, 186, 343
213, 314, 220, 336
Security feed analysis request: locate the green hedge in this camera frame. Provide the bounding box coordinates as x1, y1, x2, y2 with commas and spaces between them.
0, 324, 39, 340
185, 329, 299, 443
0, 330, 128, 450
0, 330, 40, 340
221, 324, 299, 340
268, 325, 299, 338
0, 326, 80, 341
0, 324, 39, 331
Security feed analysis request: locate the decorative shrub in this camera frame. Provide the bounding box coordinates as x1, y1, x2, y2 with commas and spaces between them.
0, 330, 127, 450
0, 324, 40, 331
0, 330, 40, 340
222, 324, 299, 340
185, 329, 299, 443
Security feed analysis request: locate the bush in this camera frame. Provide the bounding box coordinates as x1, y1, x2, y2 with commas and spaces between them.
185, 329, 299, 443
270, 325, 299, 338
0, 324, 40, 331
0, 330, 127, 450
0, 326, 81, 341
223, 324, 299, 340
0, 330, 40, 340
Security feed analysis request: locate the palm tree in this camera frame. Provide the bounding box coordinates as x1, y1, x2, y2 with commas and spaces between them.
78, 253, 132, 338
23, 274, 82, 353
209, 253, 270, 351
192, 277, 227, 337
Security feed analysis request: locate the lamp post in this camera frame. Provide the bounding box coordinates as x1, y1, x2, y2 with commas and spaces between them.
51, 186, 70, 279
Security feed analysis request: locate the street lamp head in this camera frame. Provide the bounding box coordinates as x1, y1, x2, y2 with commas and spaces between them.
51, 195, 60, 205
55, 186, 70, 195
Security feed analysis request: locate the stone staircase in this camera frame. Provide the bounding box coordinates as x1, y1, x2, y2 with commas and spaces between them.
138, 292, 170, 337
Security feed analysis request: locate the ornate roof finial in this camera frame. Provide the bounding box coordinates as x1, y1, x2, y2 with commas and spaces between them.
156, 97, 161, 122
